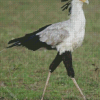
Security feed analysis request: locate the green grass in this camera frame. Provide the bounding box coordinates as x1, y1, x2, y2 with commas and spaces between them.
0, 0, 100, 100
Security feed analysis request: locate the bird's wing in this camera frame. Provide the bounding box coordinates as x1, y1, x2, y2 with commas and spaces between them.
37, 20, 70, 46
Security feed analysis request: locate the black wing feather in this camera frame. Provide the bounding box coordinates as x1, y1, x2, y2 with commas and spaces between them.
7, 24, 53, 51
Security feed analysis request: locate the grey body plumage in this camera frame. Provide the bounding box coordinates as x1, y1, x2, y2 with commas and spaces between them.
37, 20, 70, 47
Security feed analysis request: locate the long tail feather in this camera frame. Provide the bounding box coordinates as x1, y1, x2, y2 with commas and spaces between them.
7, 41, 21, 48
7, 24, 52, 51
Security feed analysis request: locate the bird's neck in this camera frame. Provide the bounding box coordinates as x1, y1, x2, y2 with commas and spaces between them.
70, 1, 85, 23
69, 1, 86, 30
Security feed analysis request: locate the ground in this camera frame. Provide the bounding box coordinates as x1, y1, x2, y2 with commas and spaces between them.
0, 0, 100, 100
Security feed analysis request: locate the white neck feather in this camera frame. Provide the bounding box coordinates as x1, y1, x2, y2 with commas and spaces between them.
69, 1, 86, 30
71, 1, 84, 19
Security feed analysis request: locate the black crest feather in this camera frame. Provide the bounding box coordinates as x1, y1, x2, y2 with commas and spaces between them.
61, 0, 72, 15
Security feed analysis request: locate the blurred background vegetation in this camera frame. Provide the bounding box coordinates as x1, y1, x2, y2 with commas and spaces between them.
0, 0, 100, 100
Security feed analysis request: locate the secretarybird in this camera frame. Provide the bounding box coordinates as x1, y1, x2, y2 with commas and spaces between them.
6, 0, 89, 100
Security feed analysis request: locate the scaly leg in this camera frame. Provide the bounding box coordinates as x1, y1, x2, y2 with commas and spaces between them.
71, 78, 86, 100
41, 52, 62, 100
62, 51, 86, 100
41, 72, 51, 100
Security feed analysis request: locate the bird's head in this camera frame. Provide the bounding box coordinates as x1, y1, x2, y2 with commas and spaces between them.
61, 0, 89, 12
61, 0, 89, 4
76, 0, 89, 4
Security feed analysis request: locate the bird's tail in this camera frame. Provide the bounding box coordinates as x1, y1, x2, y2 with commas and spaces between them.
7, 32, 40, 51
0, 33, 38, 53
7, 39, 22, 48
0, 24, 52, 53
7, 24, 52, 49
7, 24, 53, 51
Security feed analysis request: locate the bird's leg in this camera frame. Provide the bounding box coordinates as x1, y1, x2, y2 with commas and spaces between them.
62, 51, 74, 77
41, 52, 62, 100
62, 51, 86, 100
49, 52, 62, 73
71, 78, 86, 100
41, 72, 51, 100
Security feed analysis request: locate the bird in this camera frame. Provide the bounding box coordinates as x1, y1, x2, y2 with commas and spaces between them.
7, 0, 89, 100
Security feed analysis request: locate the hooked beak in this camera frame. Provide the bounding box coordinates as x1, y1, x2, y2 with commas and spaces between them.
80, 0, 89, 4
